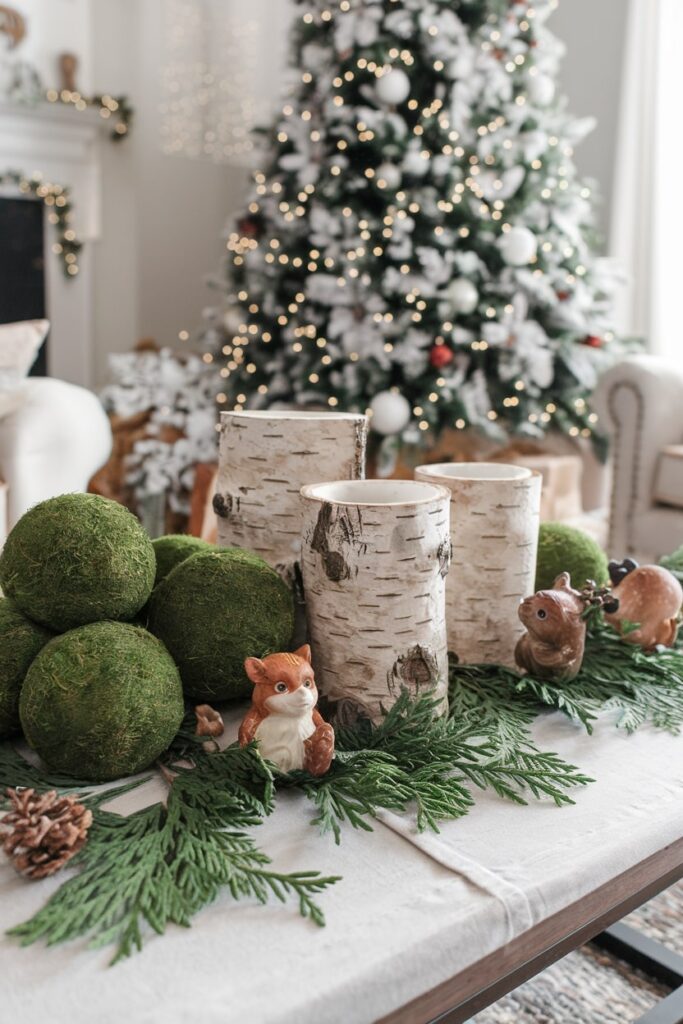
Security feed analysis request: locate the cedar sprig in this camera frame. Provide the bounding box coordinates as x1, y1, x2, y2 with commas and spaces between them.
293, 690, 591, 842
5, 742, 339, 964
516, 621, 683, 735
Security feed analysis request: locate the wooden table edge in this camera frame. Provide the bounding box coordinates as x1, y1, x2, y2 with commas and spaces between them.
378, 835, 683, 1024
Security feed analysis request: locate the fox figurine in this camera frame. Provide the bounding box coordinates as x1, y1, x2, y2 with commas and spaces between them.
239, 645, 335, 776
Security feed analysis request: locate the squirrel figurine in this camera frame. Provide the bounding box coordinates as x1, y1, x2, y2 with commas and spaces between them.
239, 645, 335, 776
515, 572, 587, 683
604, 559, 683, 651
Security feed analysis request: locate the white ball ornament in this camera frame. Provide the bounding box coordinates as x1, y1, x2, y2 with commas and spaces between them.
499, 226, 538, 267
369, 391, 412, 436
375, 68, 411, 106
447, 278, 479, 315
376, 162, 402, 191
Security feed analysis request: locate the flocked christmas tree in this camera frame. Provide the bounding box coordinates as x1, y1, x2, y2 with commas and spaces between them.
201, 0, 619, 460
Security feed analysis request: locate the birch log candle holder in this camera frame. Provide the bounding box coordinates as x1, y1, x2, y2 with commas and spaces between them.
300, 479, 451, 724
214, 410, 368, 576
414, 463, 542, 668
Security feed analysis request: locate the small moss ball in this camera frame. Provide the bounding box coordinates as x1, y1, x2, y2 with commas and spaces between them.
535, 522, 609, 592
19, 621, 183, 782
0, 493, 156, 631
0, 600, 53, 738
149, 548, 294, 701
152, 534, 213, 587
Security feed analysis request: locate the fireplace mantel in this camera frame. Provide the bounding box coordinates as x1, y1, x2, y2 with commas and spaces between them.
0, 99, 112, 385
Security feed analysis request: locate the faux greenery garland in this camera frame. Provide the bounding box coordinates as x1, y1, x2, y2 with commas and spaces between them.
3, 619, 683, 964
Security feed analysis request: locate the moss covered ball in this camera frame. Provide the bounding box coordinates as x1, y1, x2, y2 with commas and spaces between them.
0, 493, 156, 632
0, 600, 53, 738
148, 548, 294, 701
19, 621, 183, 781
152, 534, 213, 587
535, 522, 609, 592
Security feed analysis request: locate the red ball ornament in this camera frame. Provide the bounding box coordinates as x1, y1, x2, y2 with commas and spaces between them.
429, 344, 454, 369
583, 335, 603, 349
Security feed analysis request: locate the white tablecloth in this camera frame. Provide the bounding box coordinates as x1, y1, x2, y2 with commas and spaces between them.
2, 709, 683, 1024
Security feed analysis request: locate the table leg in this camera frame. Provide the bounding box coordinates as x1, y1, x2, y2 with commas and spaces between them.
592, 923, 683, 1024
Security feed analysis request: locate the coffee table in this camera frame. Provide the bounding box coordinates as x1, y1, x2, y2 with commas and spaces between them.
2, 708, 683, 1024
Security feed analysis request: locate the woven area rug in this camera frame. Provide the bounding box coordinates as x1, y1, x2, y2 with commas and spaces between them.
472, 882, 683, 1023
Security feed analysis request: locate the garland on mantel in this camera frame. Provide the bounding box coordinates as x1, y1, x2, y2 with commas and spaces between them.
0, 171, 82, 278
3, 618, 683, 964
44, 89, 134, 140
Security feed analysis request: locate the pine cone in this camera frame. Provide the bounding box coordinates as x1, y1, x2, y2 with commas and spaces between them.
1, 788, 92, 880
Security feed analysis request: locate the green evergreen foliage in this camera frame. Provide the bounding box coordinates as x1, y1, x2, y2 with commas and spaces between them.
0, 494, 155, 631
2, 743, 338, 964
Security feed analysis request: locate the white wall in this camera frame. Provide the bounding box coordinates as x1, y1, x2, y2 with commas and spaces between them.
551, 0, 627, 245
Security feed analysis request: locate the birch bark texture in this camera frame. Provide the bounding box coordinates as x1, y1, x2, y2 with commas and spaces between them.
415, 463, 542, 668
214, 411, 368, 573
300, 479, 451, 724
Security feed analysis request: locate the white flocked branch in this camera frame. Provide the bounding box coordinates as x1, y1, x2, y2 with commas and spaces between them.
415, 463, 542, 669
300, 479, 452, 724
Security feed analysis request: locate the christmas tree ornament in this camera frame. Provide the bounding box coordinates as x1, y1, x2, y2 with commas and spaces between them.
239, 644, 335, 776
583, 334, 603, 348
515, 572, 587, 683
0, 494, 155, 632
19, 622, 184, 782
376, 161, 402, 190
528, 72, 555, 106
148, 548, 294, 701
416, 463, 541, 668
214, 410, 368, 576
194, 703, 225, 738
605, 561, 683, 651
535, 522, 609, 592
402, 148, 429, 177
375, 67, 411, 106
446, 278, 479, 315
0, 600, 52, 739
1, 788, 92, 880
152, 534, 214, 587
499, 226, 538, 266
369, 390, 411, 435
429, 343, 455, 369
300, 479, 451, 723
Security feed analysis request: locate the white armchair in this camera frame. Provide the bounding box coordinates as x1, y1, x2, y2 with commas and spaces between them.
0, 377, 113, 532
592, 354, 683, 562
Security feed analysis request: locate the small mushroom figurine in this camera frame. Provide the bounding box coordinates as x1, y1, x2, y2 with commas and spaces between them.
239, 645, 335, 776
604, 559, 683, 650
515, 572, 587, 683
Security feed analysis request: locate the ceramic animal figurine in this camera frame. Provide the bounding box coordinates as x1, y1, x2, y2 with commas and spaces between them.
605, 560, 683, 650
239, 645, 335, 776
515, 572, 586, 683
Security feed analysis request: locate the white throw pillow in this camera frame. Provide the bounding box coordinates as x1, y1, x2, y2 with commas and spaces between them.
0, 320, 49, 417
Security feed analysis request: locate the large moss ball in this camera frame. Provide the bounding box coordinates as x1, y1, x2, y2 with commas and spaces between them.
19, 621, 183, 781
148, 548, 294, 701
0, 493, 156, 631
535, 522, 609, 592
152, 534, 213, 587
0, 600, 53, 738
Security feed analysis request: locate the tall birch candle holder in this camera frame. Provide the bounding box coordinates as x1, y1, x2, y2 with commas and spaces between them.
300, 479, 451, 724
414, 463, 542, 668
214, 410, 368, 576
